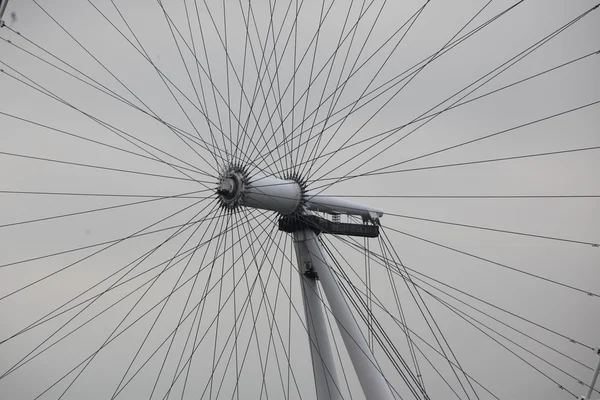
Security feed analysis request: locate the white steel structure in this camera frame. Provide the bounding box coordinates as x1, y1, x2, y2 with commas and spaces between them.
293, 229, 393, 400
0, 0, 9, 27
217, 169, 392, 399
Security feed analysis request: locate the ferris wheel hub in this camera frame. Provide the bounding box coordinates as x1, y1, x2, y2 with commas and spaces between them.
216, 164, 384, 222
216, 165, 306, 214
216, 165, 249, 210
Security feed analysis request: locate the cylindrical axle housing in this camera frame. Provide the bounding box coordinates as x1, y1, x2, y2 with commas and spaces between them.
217, 169, 384, 221
217, 170, 303, 215
243, 174, 303, 215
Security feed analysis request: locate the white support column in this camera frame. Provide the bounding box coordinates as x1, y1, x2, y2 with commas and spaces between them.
0, 0, 10, 26
581, 347, 600, 400
294, 230, 343, 400
294, 229, 395, 400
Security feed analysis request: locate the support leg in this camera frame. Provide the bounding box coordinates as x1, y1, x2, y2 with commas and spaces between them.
294, 231, 343, 400
294, 229, 395, 400
581, 347, 600, 400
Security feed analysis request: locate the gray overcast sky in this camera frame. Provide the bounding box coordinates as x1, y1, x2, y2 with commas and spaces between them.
0, 0, 599, 399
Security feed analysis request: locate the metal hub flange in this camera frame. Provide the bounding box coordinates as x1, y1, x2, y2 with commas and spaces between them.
217, 165, 249, 211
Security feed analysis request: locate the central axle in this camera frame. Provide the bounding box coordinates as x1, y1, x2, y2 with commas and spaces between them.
216, 166, 383, 223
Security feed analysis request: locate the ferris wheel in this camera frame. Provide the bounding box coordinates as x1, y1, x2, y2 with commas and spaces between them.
1, 0, 599, 399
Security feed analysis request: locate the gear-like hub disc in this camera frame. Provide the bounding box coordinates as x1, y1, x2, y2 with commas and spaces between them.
217, 164, 249, 211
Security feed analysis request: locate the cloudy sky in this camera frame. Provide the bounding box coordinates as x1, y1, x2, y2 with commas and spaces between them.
0, 0, 599, 399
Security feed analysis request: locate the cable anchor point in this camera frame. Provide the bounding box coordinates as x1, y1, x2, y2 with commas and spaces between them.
303, 261, 319, 280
